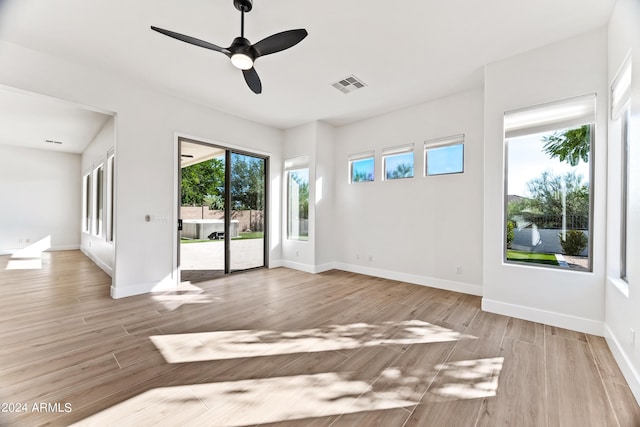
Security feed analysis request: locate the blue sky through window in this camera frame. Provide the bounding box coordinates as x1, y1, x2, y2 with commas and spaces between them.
426, 144, 464, 176
351, 157, 374, 182
384, 152, 414, 179
507, 129, 589, 197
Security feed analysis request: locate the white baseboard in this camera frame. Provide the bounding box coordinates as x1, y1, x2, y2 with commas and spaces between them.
280, 260, 318, 274
0, 245, 80, 256
334, 262, 483, 296
111, 275, 178, 299
604, 324, 640, 405
274, 260, 335, 274
269, 259, 284, 268
482, 298, 604, 336
80, 248, 113, 277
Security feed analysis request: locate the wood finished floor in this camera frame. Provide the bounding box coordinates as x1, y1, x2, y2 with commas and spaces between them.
0, 251, 639, 426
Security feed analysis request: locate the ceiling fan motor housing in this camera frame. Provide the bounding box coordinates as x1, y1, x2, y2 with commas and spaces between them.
234, 0, 253, 12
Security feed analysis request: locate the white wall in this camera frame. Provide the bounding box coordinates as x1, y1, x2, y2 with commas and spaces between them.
281, 122, 317, 271
332, 89, 484, 295
80, 116, 115, 275
483, 28, 608, 334
605, 0, 640, 402
0, 40, 283, 298
0, 144, 80, 253
314, 121, 336, 268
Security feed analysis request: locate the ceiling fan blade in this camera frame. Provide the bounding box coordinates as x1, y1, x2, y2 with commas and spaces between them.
151, 26, 230, 55
253, 29, 308, 57
242, 68, 262, 94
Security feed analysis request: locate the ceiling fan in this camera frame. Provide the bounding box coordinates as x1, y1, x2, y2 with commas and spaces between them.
151, 0, 308, 94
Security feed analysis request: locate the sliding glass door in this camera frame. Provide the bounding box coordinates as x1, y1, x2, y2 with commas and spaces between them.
229, 153, 267, 272
178, 139, 268, 282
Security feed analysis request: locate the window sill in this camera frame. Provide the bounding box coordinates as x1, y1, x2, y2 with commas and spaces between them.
608, 276, 629, 298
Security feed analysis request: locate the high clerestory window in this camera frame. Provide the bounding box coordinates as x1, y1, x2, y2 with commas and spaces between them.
425, 134, 464, 176
349, 151, 375, 183
504, 94, 595, 271
382, 144, 414, 180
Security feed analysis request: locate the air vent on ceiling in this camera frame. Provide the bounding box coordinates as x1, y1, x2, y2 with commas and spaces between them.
45, 139, 63, 145
332, 75, 366, 94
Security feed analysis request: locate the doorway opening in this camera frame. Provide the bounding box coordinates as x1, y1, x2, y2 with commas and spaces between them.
178, 138, 268, 282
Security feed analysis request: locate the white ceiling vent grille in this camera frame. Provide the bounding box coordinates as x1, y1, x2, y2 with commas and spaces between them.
332, 75, 366, 94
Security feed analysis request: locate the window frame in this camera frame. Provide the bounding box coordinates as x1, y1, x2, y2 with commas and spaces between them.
284, 156, 310, 242
424, 134, 465, 176
611, 55, 631, 283
106, 150, 115, 243
620, 109, 630, 282
92, 163, 104, 238
349, 151, 375, 183
82, 172, 91, 234
503, 95, 596, 272
382, 144, 415, 181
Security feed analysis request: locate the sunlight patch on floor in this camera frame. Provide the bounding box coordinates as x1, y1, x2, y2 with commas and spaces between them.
6, 258, 43, 270
150, 320, 475, 363
73, 372, 418, 426
151, 282, 218, 310
430, 357, 504, 400
5, 236, 50, 270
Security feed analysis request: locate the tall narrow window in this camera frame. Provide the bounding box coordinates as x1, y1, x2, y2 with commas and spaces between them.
285, 156, 309, 241
382, 144, 414, 180
425, 134, 464, 176
504, 94, 595, 271
612, 57, 631, 281
106, 151, 115, 242
93, 164, 104, 237
620, 110, 630, 281
349, 151, 375, 183
82, 173, 91, 233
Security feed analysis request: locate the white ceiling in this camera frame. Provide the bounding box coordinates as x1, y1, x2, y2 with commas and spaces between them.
0, 86, 112, 154
0, 0, 615, 131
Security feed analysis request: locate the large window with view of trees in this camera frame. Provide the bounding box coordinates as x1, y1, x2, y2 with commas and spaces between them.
504, 95, 595, 271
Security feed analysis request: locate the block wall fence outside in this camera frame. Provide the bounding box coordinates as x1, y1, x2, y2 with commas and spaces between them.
180, 207, 264, 232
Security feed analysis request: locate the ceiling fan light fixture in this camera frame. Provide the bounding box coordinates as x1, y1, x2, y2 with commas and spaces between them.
231, 53, 254, 70
151, 0, 307, 93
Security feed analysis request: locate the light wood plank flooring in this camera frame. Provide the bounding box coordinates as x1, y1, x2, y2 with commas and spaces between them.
0, 251, 638, 426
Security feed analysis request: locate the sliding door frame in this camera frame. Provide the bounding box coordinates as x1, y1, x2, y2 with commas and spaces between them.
175, 135, 270, 281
